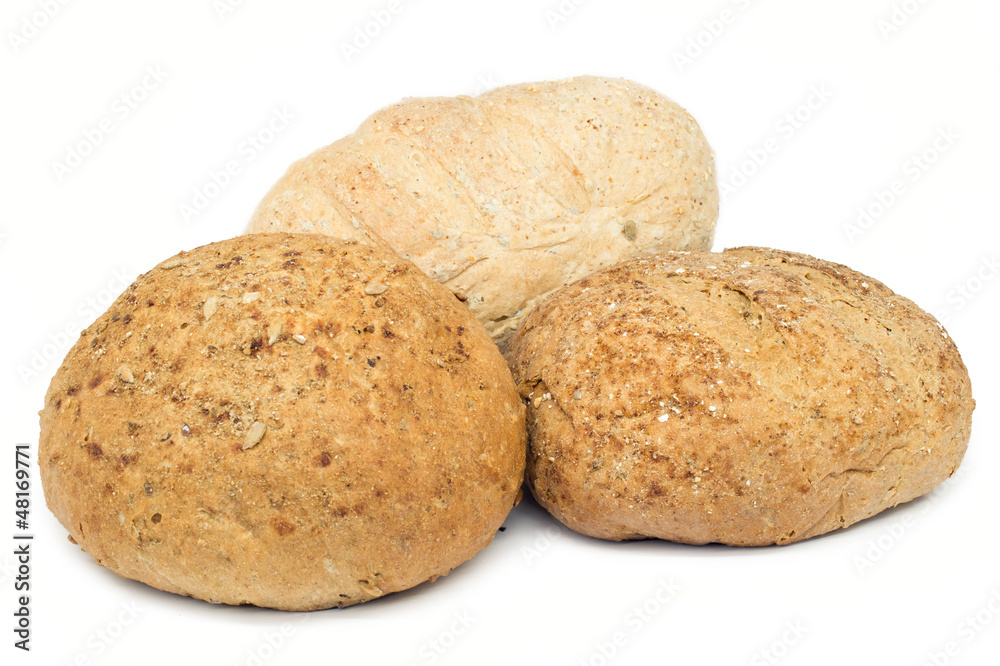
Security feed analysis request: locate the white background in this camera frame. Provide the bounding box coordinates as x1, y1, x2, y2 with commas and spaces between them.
2, 1, 999, 665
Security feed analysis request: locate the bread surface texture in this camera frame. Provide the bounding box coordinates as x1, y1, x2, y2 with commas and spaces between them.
507, 247, 974, 546
247, 76, 718, 349
39, 233, 526, 610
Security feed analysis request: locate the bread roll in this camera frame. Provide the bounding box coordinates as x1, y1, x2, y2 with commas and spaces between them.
247, 76, 718, 349
508, 247, 974, 546
39, 234, 525, 609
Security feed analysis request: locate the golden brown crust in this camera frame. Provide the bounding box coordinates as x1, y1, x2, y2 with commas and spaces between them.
246, 76, 719, 349
39, 233, 525, 609
507, 247, 974, 546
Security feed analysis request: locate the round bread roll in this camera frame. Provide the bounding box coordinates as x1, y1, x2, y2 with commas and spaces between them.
508, 247, 974, 546
247, 76, 719, 349
39, 233, 525, 610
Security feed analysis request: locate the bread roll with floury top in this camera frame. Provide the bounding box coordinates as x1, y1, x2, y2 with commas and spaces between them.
247, 76, 718, 349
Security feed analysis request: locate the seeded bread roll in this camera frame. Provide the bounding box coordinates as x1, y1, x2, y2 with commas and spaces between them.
508, 247, 974, 546
246, 76, 718, 350
39, 233, 525, 610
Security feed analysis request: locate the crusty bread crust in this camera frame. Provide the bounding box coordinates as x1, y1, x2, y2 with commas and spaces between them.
39, 233, 525, 609
508, 247, 974, 546
247, 76, 718, 349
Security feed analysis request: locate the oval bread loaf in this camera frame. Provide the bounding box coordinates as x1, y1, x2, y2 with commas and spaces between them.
508, 247, 974, 546
247, 76, 719, 349
39, 233, 526, 610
